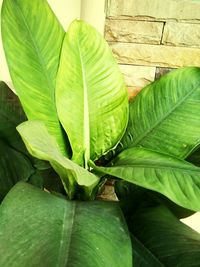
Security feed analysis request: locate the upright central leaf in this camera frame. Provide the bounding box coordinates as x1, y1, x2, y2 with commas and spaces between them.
1, 0, 68, 155
56, 20, 128, 166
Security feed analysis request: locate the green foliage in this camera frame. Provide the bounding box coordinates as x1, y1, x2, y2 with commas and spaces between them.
131, 235, 164, 267
0, 139, 34, 201
56, 20, 128, 166
117, 67, 200, 159
116, 181, 200, 266
0, 81, 44, 200
17, 120, 99, 200
0, 182, 132, 267
0, 81, 27, 153
115, 180, 194, 219
130, 205, 200, 267
1, 0, 69, 156
0, 80, 59, 200
0, 0, 200, 266
91, 147, 200, 211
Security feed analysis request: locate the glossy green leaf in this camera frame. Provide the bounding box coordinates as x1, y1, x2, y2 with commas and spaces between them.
118, 67, 200, 159
91, 147, 200, 211
0, 182, 132, 267
130, 205, 200, 267
0, 81, 27, 154
131, 235, 164, 267
56, 20, 128, 166
1, 0, 69, 155
0, 140, 34, 201
17, 121, 100, 199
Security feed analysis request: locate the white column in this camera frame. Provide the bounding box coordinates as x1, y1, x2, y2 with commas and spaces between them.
80, 0, 106, 34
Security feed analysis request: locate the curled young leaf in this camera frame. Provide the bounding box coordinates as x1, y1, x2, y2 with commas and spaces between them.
17, 121, 100, 199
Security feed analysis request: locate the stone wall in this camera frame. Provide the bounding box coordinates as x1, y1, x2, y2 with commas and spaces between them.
105, 0, 200, 97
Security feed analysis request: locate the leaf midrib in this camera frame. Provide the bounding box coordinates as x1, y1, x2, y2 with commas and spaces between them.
105, 164, 200, 175
78, 39, 90, 167
131, 80, 200, 149
57, 202, 77, 267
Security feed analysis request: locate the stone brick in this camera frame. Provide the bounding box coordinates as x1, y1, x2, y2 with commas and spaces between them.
119, 65, 155, 101
110, 42, 200, 68
162, 22, 200, 48
119, 64, 155, 87
105, 19, 163, 44
107, 0, 200, 23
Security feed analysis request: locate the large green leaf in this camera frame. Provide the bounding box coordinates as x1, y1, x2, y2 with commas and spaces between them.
118, 67, 200, 159
1, 0, 69, 155
56, 20, 128, 166
17, 121, 100, 199
0, 81, 27, 154
130, 205, 200, 267
90, 147, 200, 211
0, 182, 132, 267
131, 235, 164, 267
0, 139, 34, 201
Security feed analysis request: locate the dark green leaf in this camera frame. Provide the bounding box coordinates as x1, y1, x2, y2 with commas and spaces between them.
115, 180, 150, 216
187, 147, 200, 167
28, 170, 44, 189
118, 67, 200, 159
130, 205, 200, 267
0, 81, 49, 181
0, 140, 34, 201
41, 168, 66, 194
131, 235, 164, 267
0, 182, 132, 267
0, 81, 27, 154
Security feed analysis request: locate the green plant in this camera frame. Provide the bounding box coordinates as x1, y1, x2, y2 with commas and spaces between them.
0, 0, 200, 266
0, 81, 48, 199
